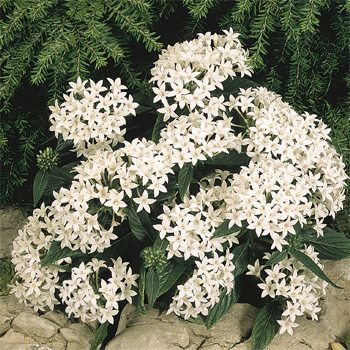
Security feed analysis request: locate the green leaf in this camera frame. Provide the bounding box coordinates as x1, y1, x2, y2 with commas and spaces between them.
205, 150, 250, 167
290, 248, 342, 288
302, 227, 350, 260
137, 209, 156, 240
178, 163, 193, 201
265, 249, 289, 267
41, 241, 83, 267
154, 236, 168, 251
251, 302, 282, 350
45, 163, 78, 194
213, 220, 244, 238
145, 268, 160, 308
33, 170, 48, 206
158, 261, 186, 297
151, 114, 166, 143
90, 322, 108, 350
134, 264, 147, 313
125, 203, 151, 242
206, 286, 240, 328
232, 240, 250, 276
145, 269, 160, 307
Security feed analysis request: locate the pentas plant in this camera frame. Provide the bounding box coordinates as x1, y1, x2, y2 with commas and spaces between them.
11, 29, 349, 350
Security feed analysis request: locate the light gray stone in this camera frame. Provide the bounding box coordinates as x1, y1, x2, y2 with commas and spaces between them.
43, 311, 68, 327
60, 323, 94, 349
0, 295, 33, 335
0, 207, 27, 258
12, 311, 59, 339
106, 304, 259, 350
0, 328, 38, 345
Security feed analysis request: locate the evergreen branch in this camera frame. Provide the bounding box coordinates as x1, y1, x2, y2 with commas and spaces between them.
183, 0, 218, 19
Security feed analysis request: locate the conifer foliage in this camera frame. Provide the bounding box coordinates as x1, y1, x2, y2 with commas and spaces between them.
0, 0, 163, 202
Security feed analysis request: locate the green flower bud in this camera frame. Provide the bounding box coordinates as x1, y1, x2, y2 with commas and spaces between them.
37, 147, 59, 171
141, 247, 167, 271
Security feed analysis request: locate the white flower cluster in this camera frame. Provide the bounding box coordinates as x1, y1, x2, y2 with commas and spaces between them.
151, 29, 252, 168
168, 250, 234, 320
221, 87, 347, 248
247, 245, 327, 335
151, 28, 251, 121
157, 171, 238, 318
60, 258, 138, 324
11, 203, 137, 323
11, 204, 64, 312
49, 77, 138, 156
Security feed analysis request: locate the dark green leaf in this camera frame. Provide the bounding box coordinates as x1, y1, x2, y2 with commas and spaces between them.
213, 220, 245, 238
158, 261, 186, 296
206, 286, 240, 328
137, 209, 156, 240
90, 322, 108, 350
290, 248, 342, 288
265, 249, 289, 266
154, 236, 168, 251
134, 265, 147, 313
178, 163, 193, 201
125, 203, 151, 242
232, 240, 250, 276
33, 170, 48, 206
251, 302, 282, 350
302, 227, 350, 260
145, 268, 160, 308
41, 241, 83, 267
205, 150, 250, 167
45, 163, 78, 195
151, 114, 166, 143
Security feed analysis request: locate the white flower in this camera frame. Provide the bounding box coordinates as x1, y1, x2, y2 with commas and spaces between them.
133, 190, 156, 213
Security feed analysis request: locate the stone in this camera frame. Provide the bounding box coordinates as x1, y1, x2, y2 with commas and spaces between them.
60, 323, 94, 349
321, 258, 350, 339
43, 311, 69, 327
0, 328, 38, 345
106, 304, 259, 350
0, 207, 27, 258
43, 333, 67, 350
12, 311, 59, 339
0, 295, 33, 335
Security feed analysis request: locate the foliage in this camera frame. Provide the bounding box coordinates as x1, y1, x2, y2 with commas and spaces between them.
0, 0, 163, 203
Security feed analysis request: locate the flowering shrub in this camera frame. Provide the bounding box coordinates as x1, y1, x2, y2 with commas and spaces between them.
11, 29, 349, 350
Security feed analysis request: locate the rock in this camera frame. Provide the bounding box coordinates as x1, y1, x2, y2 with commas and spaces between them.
43, 333, 67, 350
0, 207, 27, 258
0, 328, 37, 345
106, 304, 258, 350
0, 295, 32, 335
12, 311, 59, 339
321, 258, 350, 339
43, 310, 69, 327
60, 323, 94, 349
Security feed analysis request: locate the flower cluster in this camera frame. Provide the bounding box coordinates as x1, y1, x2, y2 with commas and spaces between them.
49, 77, 138, 156
151, 28, 252, 121
247, 245, 327, 334
168, 250, 235, 319
60, 258, 138, 324
11, 204, 63, 312
221, 87, 347, 249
